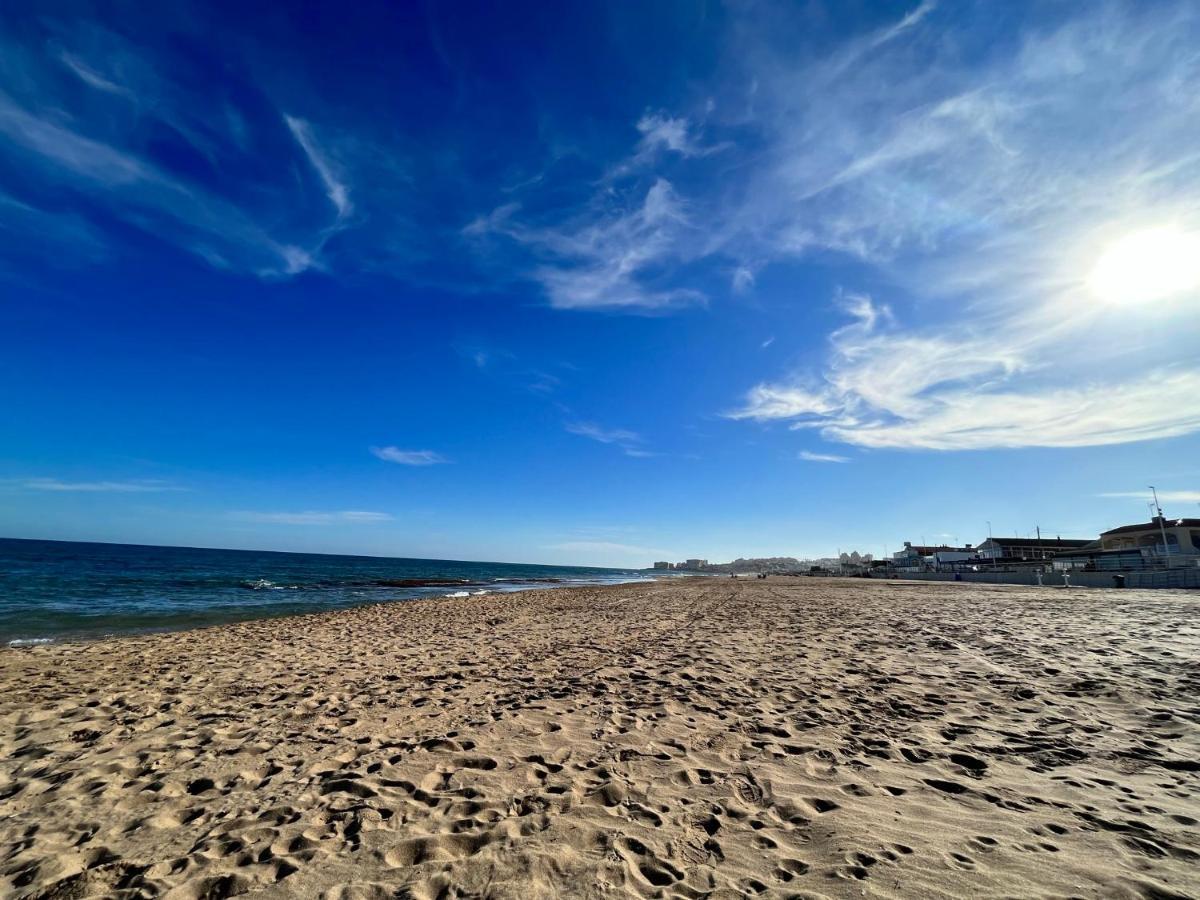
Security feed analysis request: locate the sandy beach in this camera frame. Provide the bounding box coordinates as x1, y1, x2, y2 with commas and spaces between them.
1, 577, 1197, 899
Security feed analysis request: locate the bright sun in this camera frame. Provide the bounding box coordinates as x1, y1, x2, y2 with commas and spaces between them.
1088, 226, 1200, 305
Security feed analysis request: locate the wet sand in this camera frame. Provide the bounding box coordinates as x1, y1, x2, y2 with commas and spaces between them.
1, 577, 1197, 899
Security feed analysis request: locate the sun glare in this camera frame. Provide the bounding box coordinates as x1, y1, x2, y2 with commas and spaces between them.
1088, 226, 1200, 305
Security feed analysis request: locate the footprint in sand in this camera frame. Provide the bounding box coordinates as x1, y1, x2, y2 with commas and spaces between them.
613, 835, 684, 892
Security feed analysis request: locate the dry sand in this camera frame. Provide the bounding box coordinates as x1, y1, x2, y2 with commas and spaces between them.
1, 577, 1198, 899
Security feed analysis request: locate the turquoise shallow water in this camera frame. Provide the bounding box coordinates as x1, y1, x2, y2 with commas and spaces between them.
0, 538, 653, 644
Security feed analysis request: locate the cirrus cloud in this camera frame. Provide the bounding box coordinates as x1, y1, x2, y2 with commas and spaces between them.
729, 296, 1200, 451
370, 447, 450, 466
798, 451, 849, 463
468, 178, 704, 311
564, 422, 656, 458
9, 478, 186, 492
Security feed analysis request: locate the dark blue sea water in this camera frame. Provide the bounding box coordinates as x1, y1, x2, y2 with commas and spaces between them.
0, 538, 654, 645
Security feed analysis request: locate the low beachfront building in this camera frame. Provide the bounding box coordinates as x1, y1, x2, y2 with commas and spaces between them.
975, 536, 1091, 561
1052, 543, 1149, 572
891, 542, 973, 571
652, 561, 675, 570
1052, 518, 1200, 572
1098, 517, 1200, 556
933, 550, 975, 568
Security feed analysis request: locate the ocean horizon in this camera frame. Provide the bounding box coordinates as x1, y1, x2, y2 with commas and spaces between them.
0, 537, 657, 645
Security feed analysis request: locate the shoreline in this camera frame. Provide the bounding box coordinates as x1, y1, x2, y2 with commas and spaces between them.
2, 573, 671, 650
2, 577, 1197, 898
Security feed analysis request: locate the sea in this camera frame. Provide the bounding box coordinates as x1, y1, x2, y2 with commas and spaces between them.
0, 538, 656, 646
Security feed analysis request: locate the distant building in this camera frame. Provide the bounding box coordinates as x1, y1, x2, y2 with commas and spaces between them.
652, 561, 674, 570
933, 550, 974, 567
1051, 543, 1145, 572
680, 559, 708, 570
893, 541, 972, 560
975, 536, 1090, 561
892, 541, 973, 571
1053, 517, 1200, 572
1099, 517, 1200, 555
838, 550, 873, 564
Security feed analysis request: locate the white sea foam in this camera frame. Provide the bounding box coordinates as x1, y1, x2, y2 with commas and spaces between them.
8, 637, 54, 647
445, 591, 471, 598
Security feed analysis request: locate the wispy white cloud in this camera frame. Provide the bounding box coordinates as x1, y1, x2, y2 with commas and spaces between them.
564, 422, 641, 445
0, 21, 377, 280
454, 342, 564, 397
57, 50, 133, 97
284, 115, 352, 220
729, 384, 838, 422
820, 372, 1200, 450
603, 111, 729, 182
731, 265, 756, 295
526, 370, 563, 395
234, 510, 392, 525
328, 510, 393, 523
0, 89, 316, 277
729, 296, 1200, 450
564, 421, 655, 457
370, 447, 450, 466
869, 0, 938, 50
464, 107, 726, 311
799, 451, 849, 463
11, 478, 185, 492
0, 91, 149, 184
636, 112, 702, 158
462, 202, 520, 238
470, 178, 703, 310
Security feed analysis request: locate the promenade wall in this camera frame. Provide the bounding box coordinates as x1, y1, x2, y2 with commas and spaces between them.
892, 568, 1200, 589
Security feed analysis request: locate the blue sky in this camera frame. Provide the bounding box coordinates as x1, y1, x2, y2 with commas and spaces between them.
2, 0, 1198, 567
